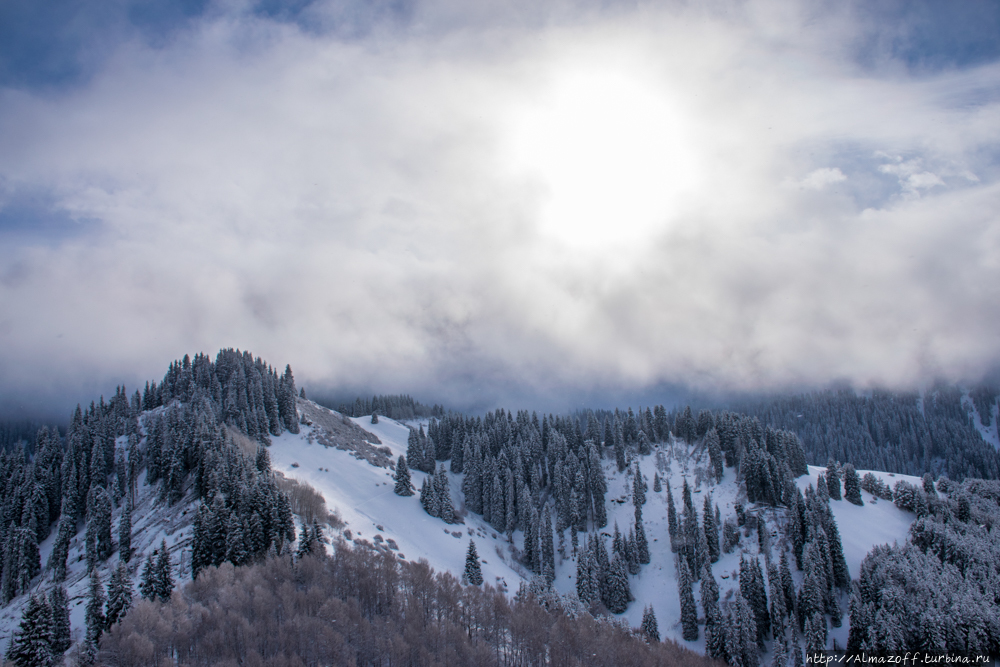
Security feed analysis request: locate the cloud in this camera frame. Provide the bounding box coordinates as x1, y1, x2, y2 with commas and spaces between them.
0, 0, 999, 417
799, 167, 847, 190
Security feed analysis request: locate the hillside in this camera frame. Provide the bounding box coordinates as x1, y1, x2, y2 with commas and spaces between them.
0, 351, 994, 665
272, 401, 927, 660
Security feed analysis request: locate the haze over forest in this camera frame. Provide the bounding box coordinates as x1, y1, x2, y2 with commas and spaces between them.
1, 0, 999, 418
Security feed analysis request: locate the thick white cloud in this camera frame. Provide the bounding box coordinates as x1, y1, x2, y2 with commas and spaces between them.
0, 0, 999, 415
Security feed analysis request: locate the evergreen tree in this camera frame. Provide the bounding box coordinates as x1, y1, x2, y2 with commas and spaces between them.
278, 365, 300, 433
48, 586, 71, 656
768, 563, 788, 641
706, 428, 724, 482
842, 464, 863, 506
614, 422, 626, 472
739, 555, 769, 645
47, 518, 72, 582
140, 552, 158, 601
406, 428, 422, 471
704, 494, 720, 563
652, 472, 661, 493
640, 605, 660, 642
638, 430, 651, 456
605, 554, 631, 614
635, 513, 650, 564
84, 568, 106, 655
6, 594, 53, 667
465, 540, 483, 585
632, 465, 645, 506
118, 494, 133, 562
419, 476, 435, 515
87, 485, 114, 563
780, 549, 796, 619
371, 411, 379, 424
394, 455, 414, 496
296, 522, 317, 559
106, 561, 134, 627
541, 507, 555, 584
826, 518, 850, 591
678, 559, 698, 640
576, 547, 594, 604
771, 626, 788, 667
815, 474, 830, 504
702, 563, 725, 659
155, 540, 173, 601
735, 590, 759, 667
825, 460, 842, 500
666, 481, 679, 553
435, 466, 455, 524
804, 613, 827, 653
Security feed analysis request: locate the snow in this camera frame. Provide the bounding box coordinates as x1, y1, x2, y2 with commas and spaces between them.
798, 465, 916, 579
269, 410, 523, 593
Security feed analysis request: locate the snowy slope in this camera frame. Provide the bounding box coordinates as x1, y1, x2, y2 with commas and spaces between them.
274, 412, 924, 657
269, 408, 523, 593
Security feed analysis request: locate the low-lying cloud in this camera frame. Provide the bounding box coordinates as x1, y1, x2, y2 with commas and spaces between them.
1, 0, 999, 417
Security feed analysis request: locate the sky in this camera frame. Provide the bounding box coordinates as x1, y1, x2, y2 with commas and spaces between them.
1, 0, 999, 420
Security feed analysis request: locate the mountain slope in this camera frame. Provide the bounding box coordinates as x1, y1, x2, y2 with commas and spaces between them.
272, 402, 926, 658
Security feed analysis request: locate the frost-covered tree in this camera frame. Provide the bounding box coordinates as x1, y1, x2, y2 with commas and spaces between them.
434, 466, 455, 524
605, 555, 631, 614
704, 494, 720, 563
86, 486, 114, 564
739, 555, 769, 644
140, 552, 158, 601
465, 540, 483, 585
634, 513, 650, 565
702, 564, 724, 659
640, 605, 660, 642
825, 459, 842, 500
842, 464, 862, 506
678, 559, 698, 641
6, 594, 53, 667
155, 540, 174, 601
118, 494, 133, 562
48, 586, 71, 657
84, 568, 106, 656
106, 561, 134, 628
541, 507, 555, 584
632, 466, 645, 506
705, 428, 724, 482
394, 455, 414, 496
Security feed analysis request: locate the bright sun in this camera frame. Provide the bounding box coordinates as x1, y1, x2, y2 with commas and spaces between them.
502, 57, 703, 252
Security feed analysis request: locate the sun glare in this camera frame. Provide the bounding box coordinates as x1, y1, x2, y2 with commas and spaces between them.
502, 60, 702, 252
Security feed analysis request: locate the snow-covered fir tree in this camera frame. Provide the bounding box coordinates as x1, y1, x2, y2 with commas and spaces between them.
464, 540, 483, 585
393, 455, 414, 496
640, 605, 659, 643
6, 594, 53, 667
677, 558, 698, 641
106, 561, 134, 628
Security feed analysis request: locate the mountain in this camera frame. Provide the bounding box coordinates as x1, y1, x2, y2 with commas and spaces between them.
0, 350, 997, 665
268, 403, 923, 656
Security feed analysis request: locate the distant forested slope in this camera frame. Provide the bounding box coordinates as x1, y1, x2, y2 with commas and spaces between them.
734, 387, 1000, 481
